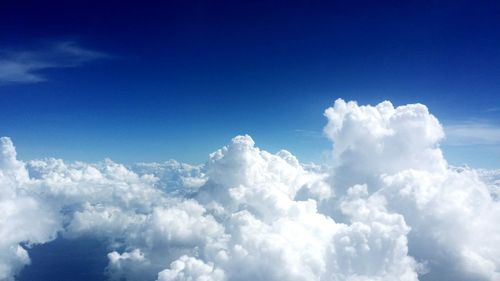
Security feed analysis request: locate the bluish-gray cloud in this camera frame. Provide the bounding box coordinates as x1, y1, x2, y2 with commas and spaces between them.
0, 41, 108, 85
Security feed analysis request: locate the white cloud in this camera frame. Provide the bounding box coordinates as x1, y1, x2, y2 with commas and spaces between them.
0, 99, 499, 281
157, 255, 225, 281
0, 41, 108, 85
475, 168, 500, 198
0, 138, 60, 280
323, 98, 446, 192
323, 99, 500, 281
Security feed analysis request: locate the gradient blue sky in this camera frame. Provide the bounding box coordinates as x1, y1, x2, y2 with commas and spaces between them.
1, 0, 499, 167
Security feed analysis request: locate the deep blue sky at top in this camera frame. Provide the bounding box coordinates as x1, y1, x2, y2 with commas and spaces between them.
0, 0, 499, 167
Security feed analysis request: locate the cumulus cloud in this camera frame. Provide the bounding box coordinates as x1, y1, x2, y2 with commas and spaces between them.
323, 99, 499, 281
475, 168, 500, 198
0, 138, 60, 280
323, 99, 446, 192
0, 41, 108, 85
157, 255, 225, 281
0, 99, 498, 281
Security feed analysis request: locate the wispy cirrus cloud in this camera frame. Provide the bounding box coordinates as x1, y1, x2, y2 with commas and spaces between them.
0, 41, 108, 85
484, 107, 500, 113
444, 121, 500, 145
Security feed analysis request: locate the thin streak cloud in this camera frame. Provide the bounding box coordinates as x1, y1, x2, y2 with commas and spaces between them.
444, 122, 500, 145
0, 41, 108, 85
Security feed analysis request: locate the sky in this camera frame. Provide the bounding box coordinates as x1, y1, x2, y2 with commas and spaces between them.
1, 3, 500, 279
1, 0, 500, 167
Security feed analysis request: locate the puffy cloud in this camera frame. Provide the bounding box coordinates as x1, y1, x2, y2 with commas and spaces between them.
324, 99, 446, 192
0, 138, 60, 280
0, 99, 498, 281
323, 99, 500, 280
379, 169, 500, 280
132, 160, 207, 192
475, 168, 500, 199
157, 255, 225, 281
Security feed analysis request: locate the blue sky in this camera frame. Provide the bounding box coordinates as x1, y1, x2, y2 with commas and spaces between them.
1, 0, 499, 168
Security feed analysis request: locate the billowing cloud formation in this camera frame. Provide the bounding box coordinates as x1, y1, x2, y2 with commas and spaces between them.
0, 99, 499, 281
476, 168, 500, 199
324, 99, 446, 191
324, 99, 499, 280
0, 138, 60, 280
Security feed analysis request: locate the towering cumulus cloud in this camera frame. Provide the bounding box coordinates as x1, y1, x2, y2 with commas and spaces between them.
0, 99, 498, 281
324, 99, 446, 191
324, 99, 499, 281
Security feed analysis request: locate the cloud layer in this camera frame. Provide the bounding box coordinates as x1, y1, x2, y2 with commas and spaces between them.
0, 99, 499, 281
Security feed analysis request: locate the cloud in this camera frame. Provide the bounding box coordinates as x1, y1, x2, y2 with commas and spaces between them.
0, 41, 108, 85
444, 122, 500, 145
474, 167, 500, 199
323, 99, 499, 281
323, 99, 446, 192
0, 99, 499, 281
484, 107, 500, 113
0, 138, 60, 280
157, 256, 225, 281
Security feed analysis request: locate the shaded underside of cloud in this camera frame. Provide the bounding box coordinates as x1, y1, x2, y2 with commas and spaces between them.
0, 99, 498, 281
